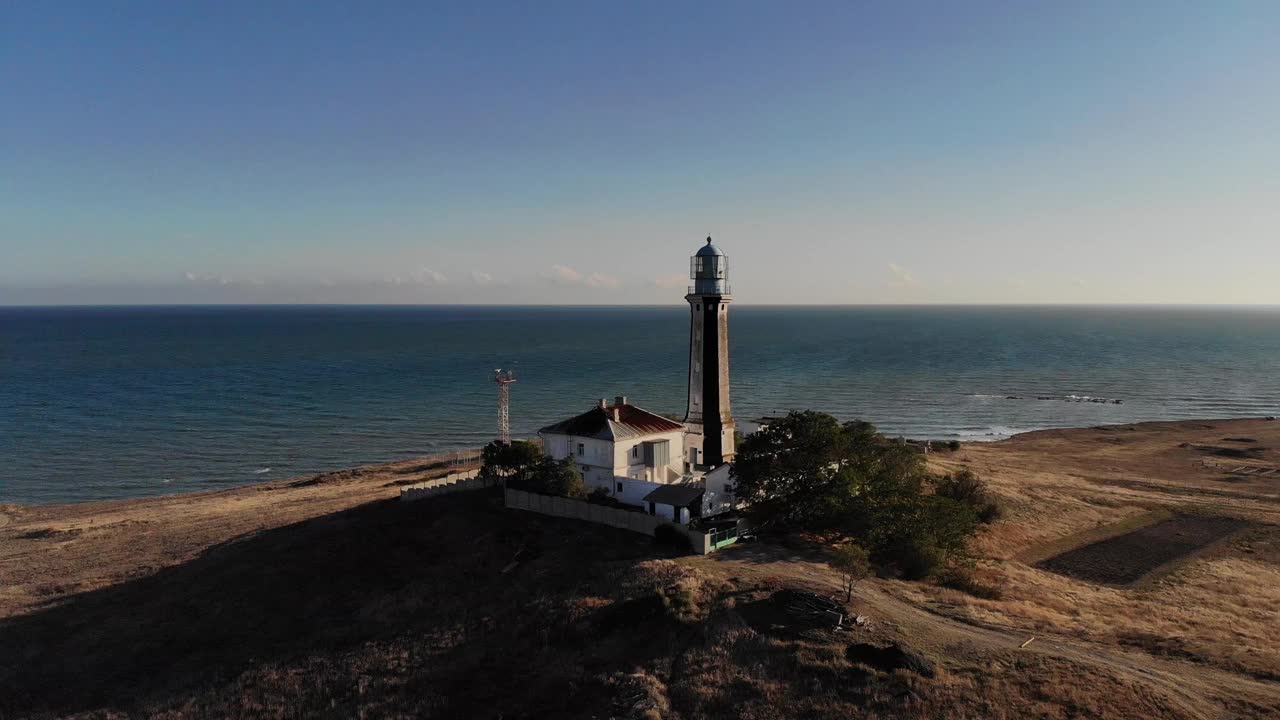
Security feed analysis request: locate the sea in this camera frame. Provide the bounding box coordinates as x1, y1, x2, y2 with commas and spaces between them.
3, 305, 1279, 505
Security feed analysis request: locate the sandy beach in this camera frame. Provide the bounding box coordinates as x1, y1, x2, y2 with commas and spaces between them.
3, 418, 1278, 718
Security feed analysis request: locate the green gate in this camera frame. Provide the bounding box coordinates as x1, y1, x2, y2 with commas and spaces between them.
709, 526, 739, 550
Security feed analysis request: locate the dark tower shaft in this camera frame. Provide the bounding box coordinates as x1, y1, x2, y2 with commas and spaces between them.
683, 236, 735, 468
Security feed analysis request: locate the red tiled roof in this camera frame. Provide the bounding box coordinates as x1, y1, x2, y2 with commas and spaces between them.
539, 402, 684, 441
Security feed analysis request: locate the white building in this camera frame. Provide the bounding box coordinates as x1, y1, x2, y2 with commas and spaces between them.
539, 396, 693, 518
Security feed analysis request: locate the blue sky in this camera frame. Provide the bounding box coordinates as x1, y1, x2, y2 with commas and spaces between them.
2, 1, 1278, 304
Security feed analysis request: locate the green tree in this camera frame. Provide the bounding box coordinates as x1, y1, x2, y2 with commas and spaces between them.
732, 411, 926, 531
481, 439, 544, 483
732, 411, 877, 528
831, 544, 871, 603
520, 456, 585, 498
868, 495, 978, 579
732, 410, 981, 579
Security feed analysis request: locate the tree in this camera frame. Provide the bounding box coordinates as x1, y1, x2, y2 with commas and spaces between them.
733, 410, 982, 579
732, 411, 928, 531
481, 440, 543, 483
831, 544, 870, 603
732, 411, 887, 529
519, 456, 585, 498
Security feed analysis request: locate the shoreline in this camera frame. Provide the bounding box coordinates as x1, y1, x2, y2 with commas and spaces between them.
4, 416, 1276, 512
3, 417, 1276, 613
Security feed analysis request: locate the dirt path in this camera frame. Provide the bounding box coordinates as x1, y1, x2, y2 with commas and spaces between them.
694, 543, 1280, 720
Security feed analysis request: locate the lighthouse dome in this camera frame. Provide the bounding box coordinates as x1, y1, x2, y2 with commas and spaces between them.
695, 236, 724, 257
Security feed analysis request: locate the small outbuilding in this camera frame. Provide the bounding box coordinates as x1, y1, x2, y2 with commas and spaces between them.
642, 483, 705, 524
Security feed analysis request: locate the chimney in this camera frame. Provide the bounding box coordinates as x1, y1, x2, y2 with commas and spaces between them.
598, 398, 607, 409
615, 395, 627, 407
611, 407, 621, 421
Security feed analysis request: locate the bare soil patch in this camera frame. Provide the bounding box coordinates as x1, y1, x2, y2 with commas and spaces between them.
1036, 515, 1251, 585
1181, 442, 1270, 459
15, 527, 83, 540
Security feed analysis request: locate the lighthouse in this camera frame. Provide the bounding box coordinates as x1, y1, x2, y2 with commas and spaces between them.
684, 236, 735, 470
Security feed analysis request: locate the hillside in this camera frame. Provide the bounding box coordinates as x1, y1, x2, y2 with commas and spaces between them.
2, 419, 1279, 718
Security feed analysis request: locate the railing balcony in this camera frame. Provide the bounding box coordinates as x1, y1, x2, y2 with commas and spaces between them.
687, 283, 731, 295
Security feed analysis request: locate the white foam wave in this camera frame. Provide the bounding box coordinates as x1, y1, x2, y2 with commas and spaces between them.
948, 426, 1034, 440
253, 467, 272, 474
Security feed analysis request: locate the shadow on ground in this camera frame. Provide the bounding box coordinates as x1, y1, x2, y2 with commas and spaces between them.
0, 490, 672, 719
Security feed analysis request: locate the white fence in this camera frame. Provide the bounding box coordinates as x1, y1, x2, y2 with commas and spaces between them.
399, 469, 494, 501
503, 488, 715, 554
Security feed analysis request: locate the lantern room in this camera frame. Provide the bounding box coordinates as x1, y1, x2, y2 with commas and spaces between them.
689, 236, 730, 295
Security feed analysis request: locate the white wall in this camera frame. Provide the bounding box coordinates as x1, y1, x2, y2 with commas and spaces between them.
542, 429, 686, 495
615, 477, 662, 508
613, 429, 685, 484
701, 464, 736, 517
542, 433, 613, 493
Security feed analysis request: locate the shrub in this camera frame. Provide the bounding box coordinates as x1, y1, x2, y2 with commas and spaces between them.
659, 582, 701, 623
876, 535, 945, 580
937, 564, 1004, 600
947, 440, 962, 452
653, 523, 692, 552
934, 469, 1002, 524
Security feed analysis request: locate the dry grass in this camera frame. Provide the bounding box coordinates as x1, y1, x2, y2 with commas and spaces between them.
4, 418, 1280, 718
913, 418, 1280, 685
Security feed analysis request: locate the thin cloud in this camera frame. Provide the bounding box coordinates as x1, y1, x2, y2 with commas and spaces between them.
888, 262, 916, 288
541, 264, 620, 290
183, 271, 235, 285
544, 264, 583, 285
412, 267, 448, 284
387, 267, 448, 285
585, 272, 621, 289
470, 270, 494, 285
652, 273, 687, 289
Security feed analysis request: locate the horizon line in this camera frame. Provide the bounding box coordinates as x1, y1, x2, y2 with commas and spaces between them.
4, 302, 1280, 310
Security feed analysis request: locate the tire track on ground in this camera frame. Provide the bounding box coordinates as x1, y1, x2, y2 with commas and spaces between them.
697, 544, 1280, 720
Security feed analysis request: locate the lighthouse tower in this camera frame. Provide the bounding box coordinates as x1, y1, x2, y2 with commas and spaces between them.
684, 236, 735, 470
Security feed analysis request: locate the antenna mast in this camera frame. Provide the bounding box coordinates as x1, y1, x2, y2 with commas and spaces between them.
494, 369, 517, 444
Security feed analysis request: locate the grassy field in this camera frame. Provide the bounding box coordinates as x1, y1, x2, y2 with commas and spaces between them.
2, 418, 1278, 718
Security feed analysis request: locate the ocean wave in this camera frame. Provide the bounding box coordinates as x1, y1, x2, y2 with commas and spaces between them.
992, 394, 1124, 404
252, 467, 272, 474
945, 426, 1033, 440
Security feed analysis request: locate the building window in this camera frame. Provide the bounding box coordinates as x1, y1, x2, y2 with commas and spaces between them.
577, 443, 584, 457
616, 481, 623, 492
696, 304, 701, 311
724, 484, 734, 495
632, 446, 639, 459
